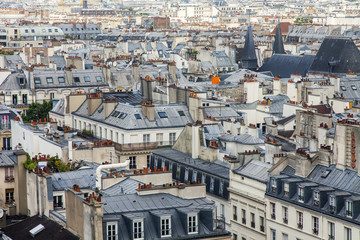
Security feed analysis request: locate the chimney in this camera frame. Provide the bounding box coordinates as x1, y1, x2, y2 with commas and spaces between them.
65, 68, 73, 85
132, 63, 139, 83
168, 61, 176, 82
88, 93, 102, 116
103, 98, 117, 119
142, 101, 155, 121
192, 124, 200, 159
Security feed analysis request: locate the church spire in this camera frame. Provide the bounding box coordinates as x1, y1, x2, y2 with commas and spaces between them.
241, 24, 258, 70
273, 21, 286, 55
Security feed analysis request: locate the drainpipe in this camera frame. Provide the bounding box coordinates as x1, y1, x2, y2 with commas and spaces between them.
95, 160, 130, 190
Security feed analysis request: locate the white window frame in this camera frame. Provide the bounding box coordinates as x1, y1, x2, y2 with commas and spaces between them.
346, 201, 353, 217
328, 221, 335, 239
188, 213, 198, 234
133, 219, 144, 239
106, 221, 118, 240
298, 187, 304, 202
184, 168, 189, 182
161, 216, 171, 237
345, 227, 352, 240
210, 177, 214, 192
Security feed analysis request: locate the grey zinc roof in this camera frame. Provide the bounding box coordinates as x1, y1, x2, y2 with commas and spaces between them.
100, 178, 142, 196
204, 106, 241, 120
212, 51, 233, 68
0, 151, 16, 167
0, 72, 29, 91
51, 168, 96, 191
307, 165, 360, 195
102, 193, 212, 214
203, 124, 226, 141
233, 159, 271, 183
73, 102, 193, 130
219, 134, 264, 145
51, 98, 65, 116
153, 149, 229, 180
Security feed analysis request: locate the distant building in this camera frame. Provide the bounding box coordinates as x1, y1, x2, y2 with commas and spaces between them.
153, 17, 170, 30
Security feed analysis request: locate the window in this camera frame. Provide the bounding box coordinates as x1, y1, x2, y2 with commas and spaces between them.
48, 29, 52, 32
283, 233, 288, 240
192, 170, 197, 182
133, 220, 144, 239
220, 204, 224, 218
58, 77, 65, 83
73, 77, 80, 82
34, 77, 41, 84
5, 167, 13, 181
328, 222, 335, 240
22, 94, 27, 105
161, 217, 171, 237
250, 213, 255, 228
84, 76, 90, 82
314, 191, 319, 205
241, 209, 246, 224
143, 134, 150, 143
184, 168, 189, 182
313, 216, 319, 235
110, 130, 113, 141
345, 201, 353, 217
345, 227, 352, 240
297, 211, 303, 229
219, 180, 224, 196
12, 95, 17, 105
46, 77, 53, 83
135, 114, 142, 119
271, 229, 276, 240
351, 85, 357, 90
96, 76, 102, 81
156, 133, 163, 145
50, 93, 55, 100
169, 133, 176, 145
329, 196, 336, 213
147, 155, 150, 168
210, 177, 214, 192
271, 178, 277, 192
18, 77, 25, 85
55, 29, 58, 32
260, 216, 264, 232
233, 206, 237, 220
5, 188, 14, 203
129, 156, 136, 169
284, 183, 289, 197
270, 202, 276, 219
31, 29, 35, 33
188, 214, 197, 234
53, 195, 63, 208
201, 174, 205, 184
233, 234, 238, 240
298, 187, 304, 202
25, 29, 29, 33
283, 206, 288, 224
178, 111, 185, 116
158, 112, 168, 118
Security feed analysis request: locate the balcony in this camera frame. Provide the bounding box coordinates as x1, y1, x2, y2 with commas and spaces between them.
114, 141, 172, 151
298, 223, 303, 229
5, 176, 14, 182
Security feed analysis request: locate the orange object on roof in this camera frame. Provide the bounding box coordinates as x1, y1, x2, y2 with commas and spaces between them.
212, 76, 220, 84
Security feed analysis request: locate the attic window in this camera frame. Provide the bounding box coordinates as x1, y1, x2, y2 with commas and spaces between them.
74, 77, 80, 83
46, 77, 53, 83
351, 85, 357, 90
178, 111, 185, 116
84, 76, 90, 82
112, 111, 120, 117
321, 170, 331, 178
119, 113, 127, 119
341, 86, 346, 91
58, 77, 65, 83
18, 77, 25, 85
34, 77, 41, 84
96, 76, 102, 82
135, 114, 142, 119
158, 112, 168, 118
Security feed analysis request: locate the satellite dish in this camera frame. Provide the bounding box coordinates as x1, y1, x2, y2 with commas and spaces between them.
0, 209, 4, 218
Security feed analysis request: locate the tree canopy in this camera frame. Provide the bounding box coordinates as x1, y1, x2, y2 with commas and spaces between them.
22, 100, 53, 122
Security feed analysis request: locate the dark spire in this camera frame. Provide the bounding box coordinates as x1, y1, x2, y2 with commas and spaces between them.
241, 24, 258, 70
273, 21, 286, 54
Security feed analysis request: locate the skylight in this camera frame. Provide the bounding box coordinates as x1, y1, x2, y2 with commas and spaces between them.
158, 112, 168, 118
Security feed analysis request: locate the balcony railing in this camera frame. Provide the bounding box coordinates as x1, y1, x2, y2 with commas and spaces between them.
346, 210, 352, 217
313, 228, 319, 235
298, 223, 303, 229
114, 141, 172, 151
5, 176, 14, 182
260, 225, 265, 232
329, 206, 335, 214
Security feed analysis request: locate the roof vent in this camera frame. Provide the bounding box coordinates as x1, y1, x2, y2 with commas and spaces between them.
321, 170, 331, 178
29, 224, 45, 238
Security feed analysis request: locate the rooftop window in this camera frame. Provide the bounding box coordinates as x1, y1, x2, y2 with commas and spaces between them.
46, 77, 53, 84
135, 114, 142, 119
58, 77, 65, 83
178, 111, 185, 116
73, 77, 80, 83
161, 217, 171, 237
158, 112, 168, 118
188, 213, 198, 234
84, 76, 90, 82
34, 77, 41, 84
96, 76, 102, 82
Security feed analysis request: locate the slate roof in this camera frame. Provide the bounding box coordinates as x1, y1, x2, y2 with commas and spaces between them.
241, 25, 258, 70
212, 51, 233, 68
51, 168, 97, 191
259, 54, 315, 78
203, 106, 241, 120
152, 149, 229, 180
203, 124, 226, 141
0, 72, 29, 91
73, 102, 193, 130
233, 159, 271, 183
309, 37, 360, 74
2, 215, 79, 240
0, 151, 16, 167
273, 22, 286, 54
276, 114, 295, 125
50, 98, 65, 116
219, 134, 264, 145
100, 177, 141, 196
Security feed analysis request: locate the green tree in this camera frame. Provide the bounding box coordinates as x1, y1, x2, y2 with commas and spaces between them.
22, 100, 53, 122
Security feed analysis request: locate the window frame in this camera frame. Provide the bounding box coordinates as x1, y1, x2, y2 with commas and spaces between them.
160, 216, 171, 237
187, 213, 198, 234
133, 219, 144, 239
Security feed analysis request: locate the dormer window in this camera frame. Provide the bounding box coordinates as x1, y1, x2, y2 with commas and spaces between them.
314, 191, 319, 206
271, 178, 277, 193
34, 77, 41, 84
188, 213, 198, 234
106, 221, 118, 240
284, 183, 289, 197
161, 217, 171, 237
46, 77, 53, 84
18, 77, 25, 85
298, 187, 304, 202
345, 200, 353, 218
329, 196, 336, 213
210, 177, 214, 192
133, 219, 144, 239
